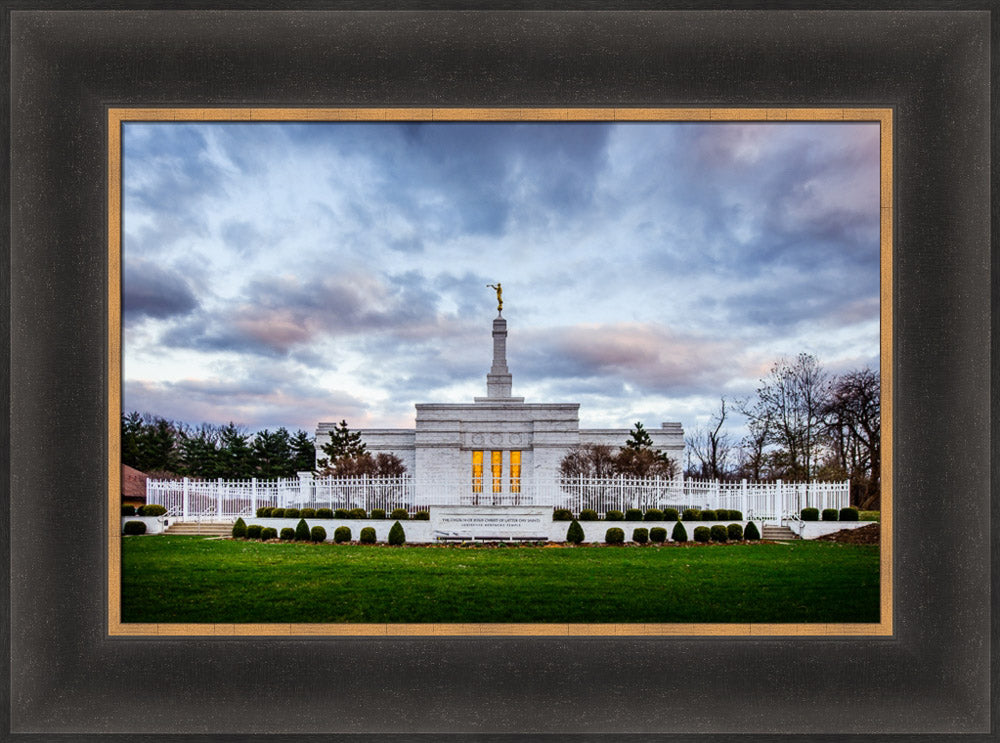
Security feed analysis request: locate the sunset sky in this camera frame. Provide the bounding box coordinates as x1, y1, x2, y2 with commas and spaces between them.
122, 120, 881, 439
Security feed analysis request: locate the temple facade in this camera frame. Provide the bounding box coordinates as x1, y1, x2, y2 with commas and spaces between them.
316, 304, 684, 501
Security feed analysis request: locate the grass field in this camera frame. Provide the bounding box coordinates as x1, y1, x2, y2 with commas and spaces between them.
121, 536, 880, 624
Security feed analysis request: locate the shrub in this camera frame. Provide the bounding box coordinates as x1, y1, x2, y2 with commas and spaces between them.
414, 510, 430, 520
360, 526, 377, 544
729, 510, 743, 520
566, 520, 584, 544
701, 509, 718, 521
350, 508, 367, 520
840, 506, 860, 521
333, 508, 351, 519
744, 522, 761, 541
624, 508, 643, 521
300, 508, 316, 518
231, 517, 247, 539
261, 527, 278, 540
579, 509, 599, 521
710, 524, 728, 542
390, 508, 409, 521
801, 507, 819, 521
246, 524, 263, 540
255, 507, 271, 518
727, 523, 744, 541
644, 509, 664, 522
632, 527, 649, 544
123, 520, 146, 535
672, 521, 688, 543
271, 508, 286, 518
138, 504, 166, 517
715, 509, 729, 520
121, 505, 136, 516
662, 508, 679, 521
649, 527, 667, 543
604, 509, 624, 521
388, 521, 406, 546
315, 508, 333, 519
334, 525, 352, 543
553, 509, 573, 521
280, 527, 295, 541
284, 508, 301, 519
682, 508, 701, 521
295, 518, 311, 541
605, 527, 625, 545
693, 526, 711, 543
370, 508, 386, 520
822, 508, 839, 521
310, 525, 327, 543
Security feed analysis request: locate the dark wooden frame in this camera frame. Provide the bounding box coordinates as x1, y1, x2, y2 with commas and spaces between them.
5, 4, 994, 739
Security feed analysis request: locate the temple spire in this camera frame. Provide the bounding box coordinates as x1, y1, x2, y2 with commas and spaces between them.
486, 313, 513, 398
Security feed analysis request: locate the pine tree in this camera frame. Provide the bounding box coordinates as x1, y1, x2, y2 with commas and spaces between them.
290, 430, 316, 473
219, 423, 254, 479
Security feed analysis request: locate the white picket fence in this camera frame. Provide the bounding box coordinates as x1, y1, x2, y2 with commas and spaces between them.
146, 474, 849, 523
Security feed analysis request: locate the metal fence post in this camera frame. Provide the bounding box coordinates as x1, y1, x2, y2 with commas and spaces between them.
182, 477, 189, 520
216, 478, 223, 519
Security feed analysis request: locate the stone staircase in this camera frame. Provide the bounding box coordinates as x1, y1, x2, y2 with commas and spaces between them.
761, 524, 800, 541
164, 521, 233, 537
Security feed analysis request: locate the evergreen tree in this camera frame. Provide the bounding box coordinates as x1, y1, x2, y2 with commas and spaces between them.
139, 415, 181, 474
121, 411, 143, 468
252, 427, 293, 479
290, 429, 316, 473
180, 424, 223, 479
615, 422, 677, 478
218, 423, 254, 479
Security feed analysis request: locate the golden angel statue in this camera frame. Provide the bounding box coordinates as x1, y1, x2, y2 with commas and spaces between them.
487, 283, 503, 311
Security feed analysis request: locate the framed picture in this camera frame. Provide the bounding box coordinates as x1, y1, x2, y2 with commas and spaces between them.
6, 5, 993, 739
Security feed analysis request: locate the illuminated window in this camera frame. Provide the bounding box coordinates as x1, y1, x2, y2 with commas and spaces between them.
510, 451, 521, 493
491, 451, 502, 493
472, 451, 483, 493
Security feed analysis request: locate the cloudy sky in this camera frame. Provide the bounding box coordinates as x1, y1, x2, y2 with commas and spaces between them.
122, 120, 881, 438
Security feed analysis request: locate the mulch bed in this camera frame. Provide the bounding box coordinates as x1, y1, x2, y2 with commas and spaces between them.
815, 523, 880, 544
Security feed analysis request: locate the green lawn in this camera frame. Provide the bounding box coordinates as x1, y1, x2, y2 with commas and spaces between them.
121, 536, 880, 624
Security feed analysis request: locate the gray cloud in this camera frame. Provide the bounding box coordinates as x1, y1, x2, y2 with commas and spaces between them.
122, 258, 199, 320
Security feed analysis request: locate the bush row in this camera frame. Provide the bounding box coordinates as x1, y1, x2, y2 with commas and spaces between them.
233, 517, 407, 545
122, 504, 167, 517
253, 507, 429, 520
800, 506, 860, 522
563, 520, 759, 544
554, 508, 743, 522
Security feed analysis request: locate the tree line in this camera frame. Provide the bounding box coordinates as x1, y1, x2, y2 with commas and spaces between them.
684, 353, 881, 509
121, 411, 316, 480
559, 423, 679, 480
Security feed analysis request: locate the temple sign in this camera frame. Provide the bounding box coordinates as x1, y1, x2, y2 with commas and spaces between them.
487, 283, 503, 312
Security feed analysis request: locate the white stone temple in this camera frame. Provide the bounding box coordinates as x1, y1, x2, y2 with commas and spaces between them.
316, 292, 684, 502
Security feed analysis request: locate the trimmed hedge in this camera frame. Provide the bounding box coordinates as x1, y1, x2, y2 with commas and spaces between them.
349, 508, 367, 520
280, 527, 295, 541
710, 524, 728, 542
310, 525, 327, 543
644, 509, 663, 522
315, 508, 333, 519
553, 509, 573, 521
370, 508, 386, 520
272, 508, 286, 518
624, 508, 643, 521
261, 527, 278, 540
138, 504, 166, 517
840, 506, 860, 521
727, 523, 744, 541
246, 524, 263, 540
604, 509, 624, 521
256, 507, 272, 518
334, 526, 352, 543
728, 510, 743, 520
566, 520, 584, 545
360, 527, 377, 544
123, 520, 146, 535
632, 527, 649, 544
671, 521, 688, 543
662, 508, 679, 521
693, 526, 711, 543
300, 508, 316, 518
414, 510, 430, 521
388, 521, 406, 546
390, 508, 409, 521
122, 505, 136, 516
295, 518, 311, 541
285, 508, 301, 518
232, 517, 247, 539
801, 507, 819, 521
715, 509, 729, 520
744, 521, 761, 541
649, 527, 667, 543
700, 509, 718, 521
822, 508, 839, 521
333, 508, 351, 519
579, 509, 599, 521
605, 527, 625, 545
682, 508, 701, 521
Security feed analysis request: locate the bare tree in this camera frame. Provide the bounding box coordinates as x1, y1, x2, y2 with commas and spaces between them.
685, 397, 734, 480
823, 368, 880, 509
